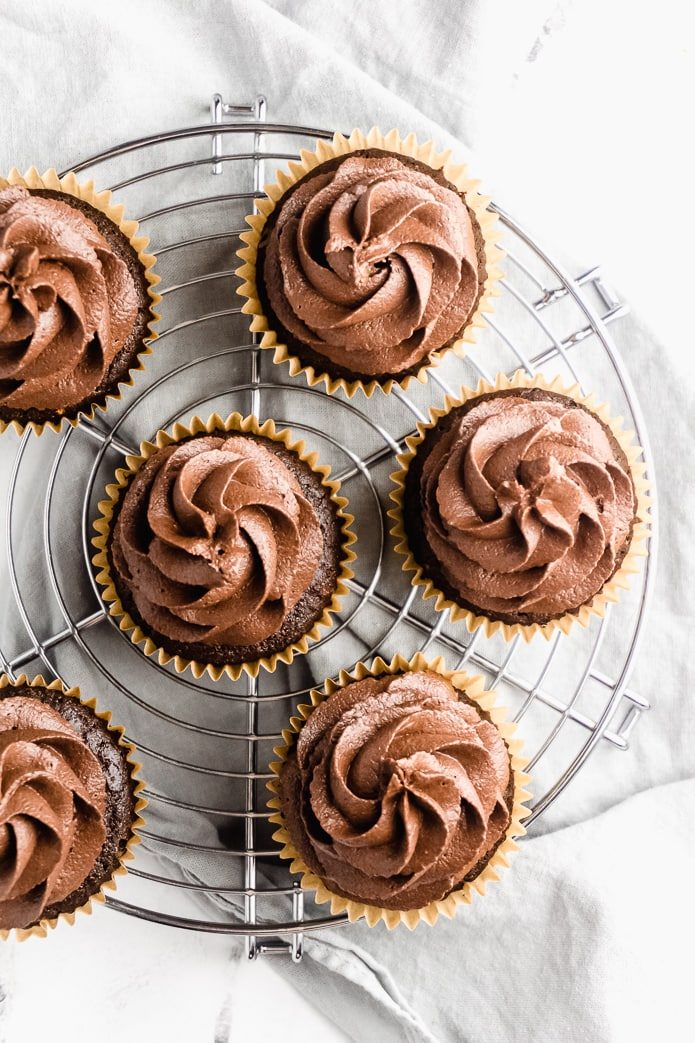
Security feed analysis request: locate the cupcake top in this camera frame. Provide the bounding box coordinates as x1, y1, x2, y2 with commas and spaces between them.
416, 389, 636, 623
110, 433, 327, 655
0, 685, 133, 931
262, 152, 481, 377
0, 186, 140, 413
279, 669, 512, 910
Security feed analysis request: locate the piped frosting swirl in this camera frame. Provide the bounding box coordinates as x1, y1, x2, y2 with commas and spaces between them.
279, 670, 511, 910
111, 435, 325, 650
419, 392, 636, 620
0, 697, 106, 930
263, 154, 480, 376
0, 186, 139, 412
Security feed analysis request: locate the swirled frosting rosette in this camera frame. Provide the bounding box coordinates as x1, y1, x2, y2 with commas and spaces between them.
91, 412, 356, 682
236, 128, 503, 398
0, 673, 146, 940
389, 371, 652, 640
0, 167, 160, 436
267, 652, 530, 928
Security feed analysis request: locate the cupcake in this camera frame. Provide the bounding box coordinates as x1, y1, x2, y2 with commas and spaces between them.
237, 129, 503, 397
0, 674, 145, 939
0, 168, 159, 435
92, 413, 356, 681
390, 372, 651, 640
268, 653, 529, 928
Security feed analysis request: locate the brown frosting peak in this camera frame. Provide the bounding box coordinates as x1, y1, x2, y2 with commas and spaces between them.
280, 670, 511, 910
111, 435, 325, 648
0, 697, 106, 930
263, 154, 480, 376
421, 393, 636, 619
0, 186, 138, 411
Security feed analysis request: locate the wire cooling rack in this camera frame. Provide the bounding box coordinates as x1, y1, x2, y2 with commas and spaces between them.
0, 96, 656, 959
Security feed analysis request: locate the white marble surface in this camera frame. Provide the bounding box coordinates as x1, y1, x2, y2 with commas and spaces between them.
0, 905, 346, 1043
1, 1, 694, 1040
2, 910, 230, 1043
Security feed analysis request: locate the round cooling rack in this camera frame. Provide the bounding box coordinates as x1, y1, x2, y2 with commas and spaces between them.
0, 96, 657, 959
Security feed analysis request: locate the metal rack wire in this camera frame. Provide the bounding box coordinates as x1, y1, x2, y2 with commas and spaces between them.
0, 96, 656, 960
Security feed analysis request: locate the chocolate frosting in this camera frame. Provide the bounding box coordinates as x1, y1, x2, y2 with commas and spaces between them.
0, 186, 138, 411
280, 670, 511, 910
420, 394, 636, 618
111, 435, 325, 648
0, 696, 106, 930
263, 154, 479, 376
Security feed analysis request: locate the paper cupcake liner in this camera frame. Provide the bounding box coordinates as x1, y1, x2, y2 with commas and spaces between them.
388, 370, 652, 642
0, 672, 147, 941
0, 167, 161, 437
267, 651, 531, 929
91, 412, 357, 682
236, 128, 504, 398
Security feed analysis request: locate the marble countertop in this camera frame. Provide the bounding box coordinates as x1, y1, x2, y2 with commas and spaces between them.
2, 906, 345, 1042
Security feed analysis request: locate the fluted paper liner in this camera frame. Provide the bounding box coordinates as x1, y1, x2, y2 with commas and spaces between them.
388, 370, 652, 642
0, 673, 147, 941
0, 167, 161, 437
91, 412, 357, 682
267, 651, 531, 929
236, 128, 504, 398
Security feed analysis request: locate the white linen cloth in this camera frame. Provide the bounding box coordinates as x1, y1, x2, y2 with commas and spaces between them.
1, 2, 694, 1041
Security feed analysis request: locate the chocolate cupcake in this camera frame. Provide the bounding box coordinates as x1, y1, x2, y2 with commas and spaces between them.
268, 653, 529, 928
237, 129, 503, 397
92, 413, 356, 681
390, 372, 651, 639
0, 674, 145, 938
0, 168, 160, 435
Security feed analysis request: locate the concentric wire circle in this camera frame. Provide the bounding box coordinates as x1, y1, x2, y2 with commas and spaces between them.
0, 107, 656, 949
